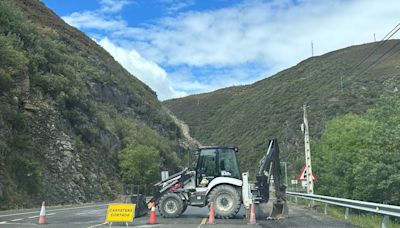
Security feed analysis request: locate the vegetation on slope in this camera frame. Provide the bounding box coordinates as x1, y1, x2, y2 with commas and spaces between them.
164, 40, 400, 181
314, 96, 400, 204
0, 0, 184, 208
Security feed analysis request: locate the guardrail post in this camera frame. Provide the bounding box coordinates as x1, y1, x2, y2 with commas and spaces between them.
381, 215, 389, 228
295, 196, 298, 204
310, 200, 315, 208
324, 203, 328, 215
308, 199, 315, 208
344, 208, 349, 220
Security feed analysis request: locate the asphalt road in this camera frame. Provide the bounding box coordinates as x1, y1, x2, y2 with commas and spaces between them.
0, 202, 355, 227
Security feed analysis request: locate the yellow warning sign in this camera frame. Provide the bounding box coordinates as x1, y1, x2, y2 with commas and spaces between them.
105, 204, 135, 222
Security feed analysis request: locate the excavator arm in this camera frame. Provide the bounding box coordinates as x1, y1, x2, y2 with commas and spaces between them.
253, 139, 288, 219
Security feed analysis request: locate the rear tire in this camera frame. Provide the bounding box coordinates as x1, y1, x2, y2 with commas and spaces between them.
208, 185, 241, 219
158, 193, 184, 218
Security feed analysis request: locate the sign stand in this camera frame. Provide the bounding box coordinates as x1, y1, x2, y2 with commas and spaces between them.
108, 222, 130, 227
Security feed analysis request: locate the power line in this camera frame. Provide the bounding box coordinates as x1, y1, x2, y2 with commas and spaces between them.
381, 23, 400, 40
348, 23, 400, 75
353, 23, 400, 76
359, 41, 400, 74
338, 23, 400, 93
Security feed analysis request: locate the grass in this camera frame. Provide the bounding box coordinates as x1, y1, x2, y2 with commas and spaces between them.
288, 196, 400, 228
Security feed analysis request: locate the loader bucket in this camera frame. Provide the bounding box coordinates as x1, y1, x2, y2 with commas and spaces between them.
125, 194, 148, 217
268, 200, 288, 220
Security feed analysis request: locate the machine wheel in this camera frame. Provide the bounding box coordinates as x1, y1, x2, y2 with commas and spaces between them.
208, 185, 241, 219
158, 193, 184, 218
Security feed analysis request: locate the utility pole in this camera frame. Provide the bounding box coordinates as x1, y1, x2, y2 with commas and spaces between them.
311, 41, 314, 57
374, 33, 376, 42
188, 148, 190, 168
303, 104, 314, 194
280, 162, 288, 186
340, 76, 344, 93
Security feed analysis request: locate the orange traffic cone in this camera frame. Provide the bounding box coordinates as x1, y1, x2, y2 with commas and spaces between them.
38, 201, 46, 224
249, 203, 256, 225
208, 202, 215, 224
148, 205, 157, 224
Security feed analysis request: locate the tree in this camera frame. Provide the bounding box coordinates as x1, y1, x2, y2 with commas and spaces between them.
314, 114, 375, 198
352, 96, 400, 204
314, 96, 400, 204
118, 145, 160, 185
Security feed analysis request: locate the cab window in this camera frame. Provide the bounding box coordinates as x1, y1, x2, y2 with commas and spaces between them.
218, 149, 240, 179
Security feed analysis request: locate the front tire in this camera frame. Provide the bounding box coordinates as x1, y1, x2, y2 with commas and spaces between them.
158, 193, 184, 218
208, 185, 241, 218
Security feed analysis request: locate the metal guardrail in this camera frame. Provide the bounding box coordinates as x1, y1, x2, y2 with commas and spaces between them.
287, 191, 400, 228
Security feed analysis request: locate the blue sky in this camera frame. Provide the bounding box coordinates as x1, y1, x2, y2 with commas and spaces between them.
42, 0, 400, 100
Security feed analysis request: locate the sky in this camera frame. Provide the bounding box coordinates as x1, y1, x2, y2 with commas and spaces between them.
41, 0, 400, 100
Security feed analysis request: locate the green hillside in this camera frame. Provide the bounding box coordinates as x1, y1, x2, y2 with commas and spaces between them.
164, 40, 400, 176
0, 0, 184, 208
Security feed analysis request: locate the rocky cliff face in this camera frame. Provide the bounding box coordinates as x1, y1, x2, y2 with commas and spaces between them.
164, 107, 201, 151
0, 0, 184, 208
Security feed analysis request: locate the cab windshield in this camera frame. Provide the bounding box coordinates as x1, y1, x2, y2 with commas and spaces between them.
196, 148, 241, 184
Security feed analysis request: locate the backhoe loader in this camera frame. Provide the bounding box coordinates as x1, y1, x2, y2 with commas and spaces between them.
133, 139, 288, 219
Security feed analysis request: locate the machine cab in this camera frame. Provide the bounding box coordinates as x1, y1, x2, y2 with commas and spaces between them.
195, 146, 241, 187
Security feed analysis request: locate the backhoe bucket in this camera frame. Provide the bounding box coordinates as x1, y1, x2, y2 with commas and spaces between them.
268, 200, 288, 220
125, 194, 148, 217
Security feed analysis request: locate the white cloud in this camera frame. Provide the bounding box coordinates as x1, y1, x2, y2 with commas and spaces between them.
117, 0, 400, 70
99, 0, 131, 13
62, 11, 126, 30
159, 0, 195, 14
97, 37, 187, 100
62, 0, 400, 99
62, 0, 130, 30
166, 64, 267, 95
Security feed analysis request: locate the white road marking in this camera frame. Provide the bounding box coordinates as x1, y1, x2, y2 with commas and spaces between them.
0, 221, 7, 224
76, 209, 104, 216
28, 215, 39, 218
87, 222, 108, 228
47, 213, 56, 216
3, 222, 37, 226
11, 218, 23, 221
135, 225, 161, 228
0, 203, 109, 218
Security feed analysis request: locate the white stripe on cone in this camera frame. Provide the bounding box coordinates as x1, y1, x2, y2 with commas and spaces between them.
40, 202, 46, 216
38, 201, 46, 224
